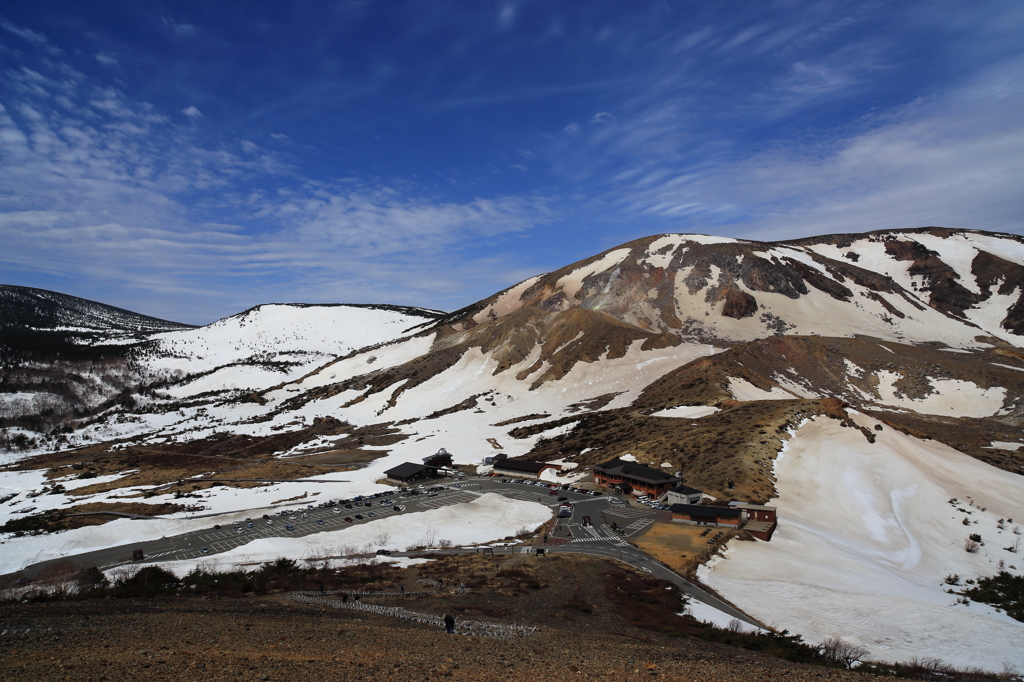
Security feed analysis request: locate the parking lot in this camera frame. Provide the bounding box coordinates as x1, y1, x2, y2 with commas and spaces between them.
24, 476, 663, 574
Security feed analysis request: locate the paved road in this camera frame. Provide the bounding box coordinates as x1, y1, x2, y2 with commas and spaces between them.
4, 477, 760, 627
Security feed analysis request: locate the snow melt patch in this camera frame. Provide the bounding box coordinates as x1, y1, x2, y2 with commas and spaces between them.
727, 378, 793, 401
983, 441, 1023, 451
873, 371, 1006, 417
555, 248, 630, 300
700, 413, 1024, 671
650, 405, 721, 419
684, 601, 764, 633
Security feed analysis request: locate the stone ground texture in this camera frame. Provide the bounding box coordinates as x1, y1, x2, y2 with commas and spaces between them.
0, 554, 889, 682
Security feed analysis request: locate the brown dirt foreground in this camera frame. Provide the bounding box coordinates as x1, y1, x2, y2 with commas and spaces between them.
0, 555, 887, 682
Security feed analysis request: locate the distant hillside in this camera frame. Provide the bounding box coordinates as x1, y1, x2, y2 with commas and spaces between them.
0, 285, 193, 335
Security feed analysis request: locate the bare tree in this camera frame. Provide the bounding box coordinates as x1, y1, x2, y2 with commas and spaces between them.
374, 532, 391, 547
964, 538, 980, 553
908, 656, 948, 676
820, 635, 869, 669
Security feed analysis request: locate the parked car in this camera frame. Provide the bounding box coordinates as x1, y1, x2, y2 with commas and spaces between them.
354, 514, 364, 520
344, 517, 353, 522
393, 505, 403, 512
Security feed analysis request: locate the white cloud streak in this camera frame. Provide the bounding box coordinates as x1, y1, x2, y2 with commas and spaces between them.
0, 46, 553, 323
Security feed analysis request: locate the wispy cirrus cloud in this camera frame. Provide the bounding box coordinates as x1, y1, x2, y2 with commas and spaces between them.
0, 25, 554, 323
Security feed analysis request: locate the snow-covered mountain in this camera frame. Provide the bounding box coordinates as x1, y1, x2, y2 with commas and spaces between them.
0, 291, 442, 441
3, 228, 1023, 670
141, 302, 446, 399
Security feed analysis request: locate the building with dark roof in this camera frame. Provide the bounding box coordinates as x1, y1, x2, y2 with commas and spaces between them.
662, 484, 703, 505
422, 448, 454, 469
592, 458, 681, 497
383, 462, 438, 483
492, 458, 561, 479
670, 504, 742, 527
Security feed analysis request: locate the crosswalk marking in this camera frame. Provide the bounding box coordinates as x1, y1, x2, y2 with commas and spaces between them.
626, 518, 653, 531
606, 508, 653, 518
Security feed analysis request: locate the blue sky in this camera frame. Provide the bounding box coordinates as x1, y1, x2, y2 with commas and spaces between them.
1, 1, 1022, 324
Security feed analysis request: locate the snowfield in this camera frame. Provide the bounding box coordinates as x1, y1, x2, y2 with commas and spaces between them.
700, 412, 1024, 671
144, 303, 439, 397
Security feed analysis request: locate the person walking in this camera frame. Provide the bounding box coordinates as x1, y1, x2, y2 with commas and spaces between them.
443, 614, 455, 634
400, 584, 405, 595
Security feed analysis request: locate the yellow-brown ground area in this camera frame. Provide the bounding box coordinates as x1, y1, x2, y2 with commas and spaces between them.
633, 522, 740, 577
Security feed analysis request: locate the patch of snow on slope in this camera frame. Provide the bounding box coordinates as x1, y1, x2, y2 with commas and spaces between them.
639, 235, 683, 269
684, 601, 764, 633
844, 359, 864, 377
907, 235, 984, 295
970, 236, 1024, 267
677, 234, 741, 246
983, 441, 1023, 451
874, 371, 1006, 417
650, 406, 721, 419
964, 290, 1023, 345
472, 275, 542, 323
149, 493, 551, 576
700, 413, 1024, 671
555, 248, 630, 300
727, 378, 793, 401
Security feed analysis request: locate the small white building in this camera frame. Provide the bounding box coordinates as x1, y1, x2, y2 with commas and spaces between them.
661, 484, 703, 505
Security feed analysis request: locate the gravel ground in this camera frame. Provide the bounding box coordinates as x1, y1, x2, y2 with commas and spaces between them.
0, 555, 888, 682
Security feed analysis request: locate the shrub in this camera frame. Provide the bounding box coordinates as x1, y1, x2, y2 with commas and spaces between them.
819, 635, 869, 669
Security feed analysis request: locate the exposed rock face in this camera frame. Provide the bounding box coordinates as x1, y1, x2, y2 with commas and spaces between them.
721, 289, 758, 319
